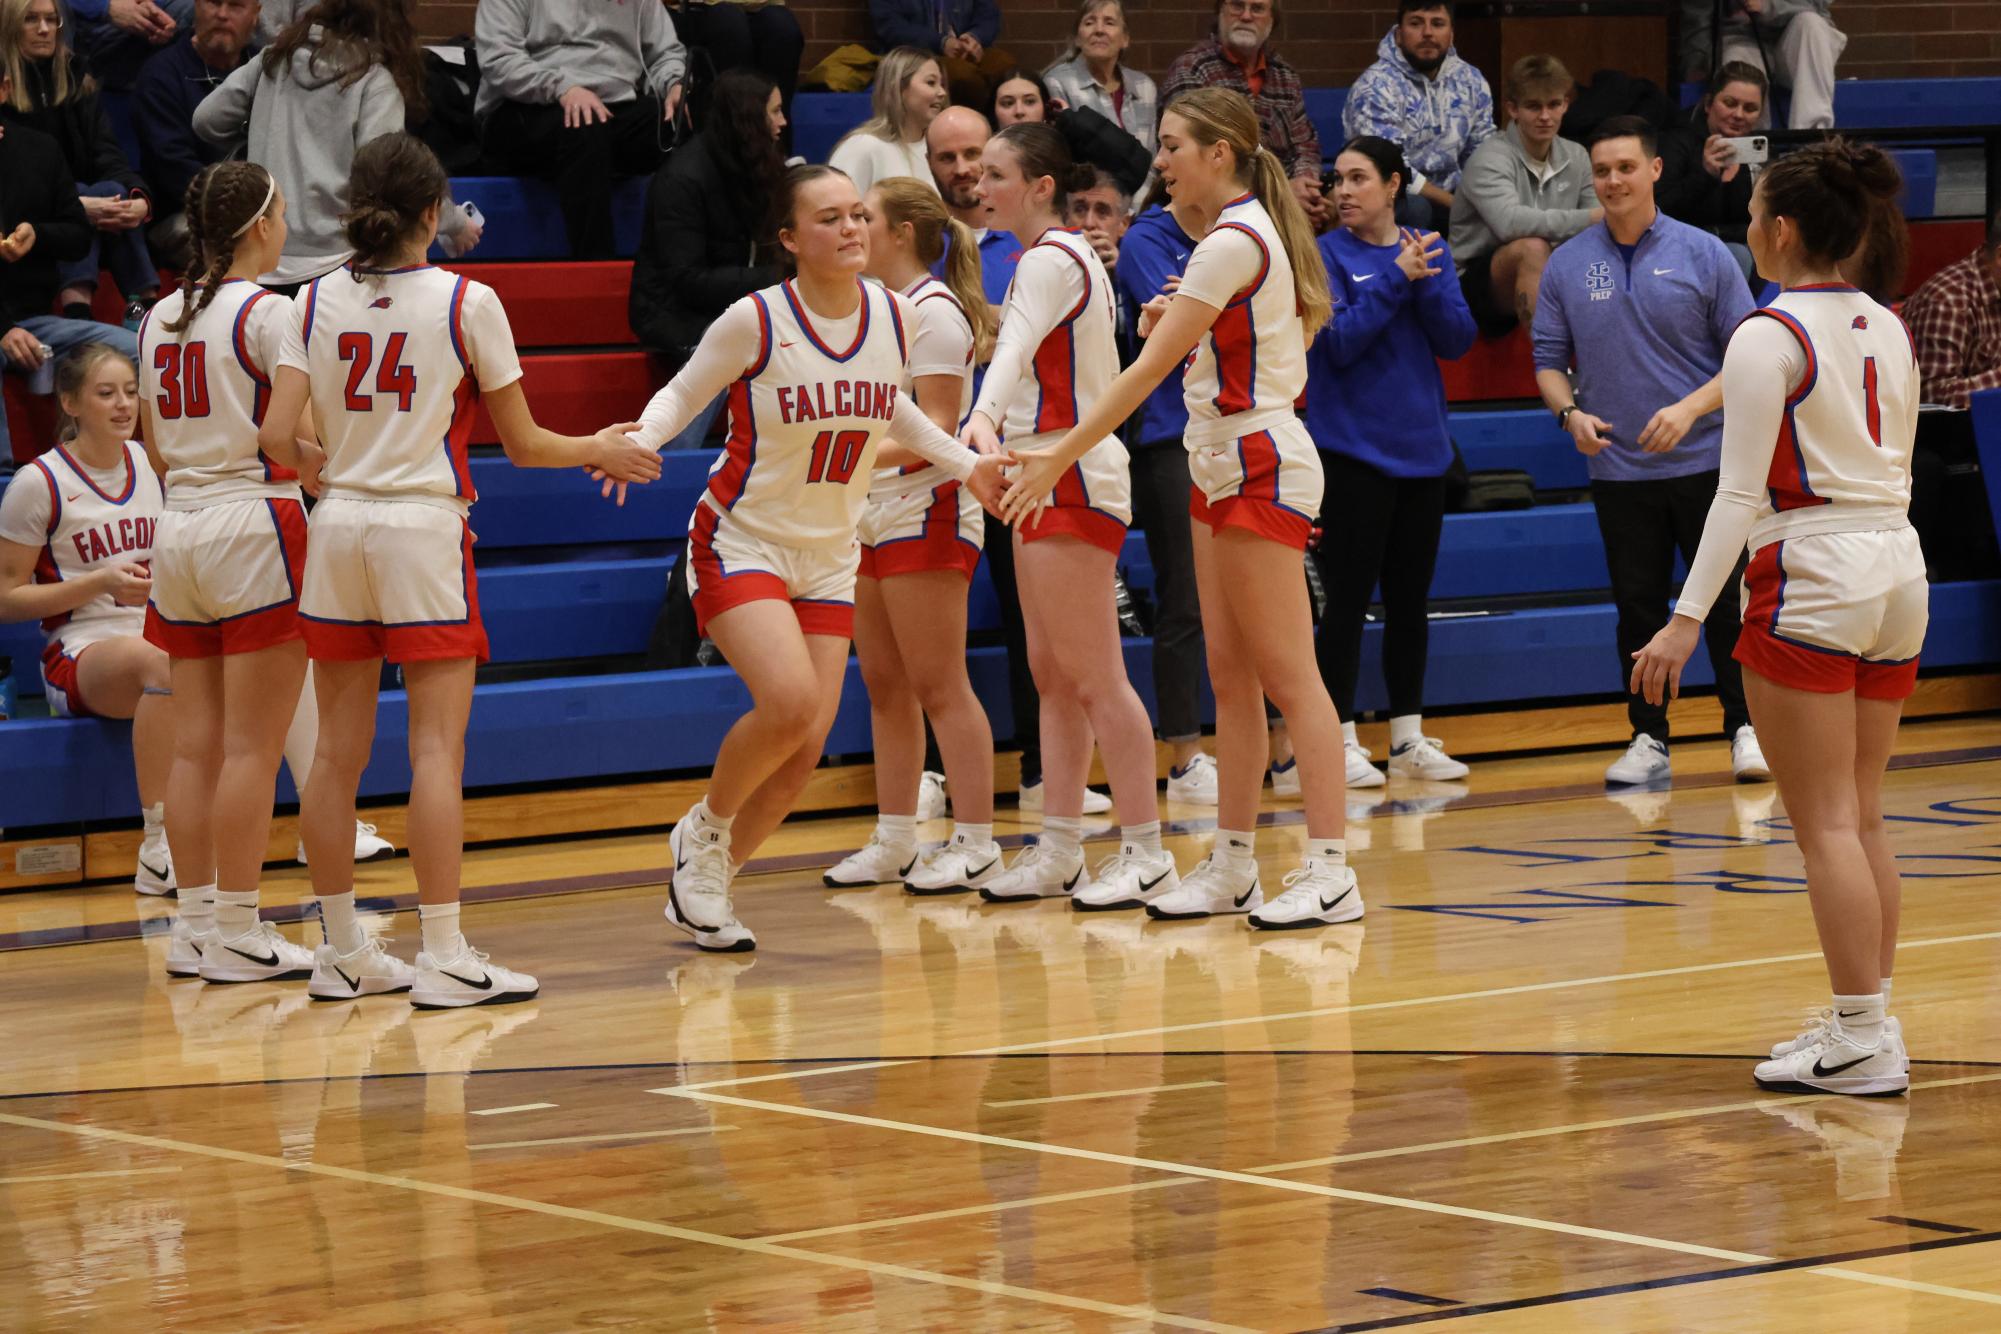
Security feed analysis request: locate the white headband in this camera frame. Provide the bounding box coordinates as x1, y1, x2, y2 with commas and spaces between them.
231, 177, 276, 237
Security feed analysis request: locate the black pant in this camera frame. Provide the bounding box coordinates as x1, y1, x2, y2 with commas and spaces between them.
674, 4, 805, 134
1591, 470, 1751, 743
982, 512, 1040, 785
1312, 453, 1447, 720
1128, 443, 1208, 742
482, 97, 668, 259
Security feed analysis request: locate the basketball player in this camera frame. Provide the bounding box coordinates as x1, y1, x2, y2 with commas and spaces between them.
0, 344, 174, 897
139, 162, 326, 983
999, 90, 1363, 929
823, 179, 1004, 896
610, 165, 1011, 952
958, 124, 1179, 910
1632, 140, 1922, 1096
260, 134, 662, 1008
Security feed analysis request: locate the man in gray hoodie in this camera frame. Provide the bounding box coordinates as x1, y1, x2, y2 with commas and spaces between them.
1448, 53, 1600, 336
1682, 0, 1844, 130
1342, 2, 1495, 231
476, 0, 687, 260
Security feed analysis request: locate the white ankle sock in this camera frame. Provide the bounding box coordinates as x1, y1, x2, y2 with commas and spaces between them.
951, 822, 992, 849
1041, 816, 1082, 857
1306, 838, 1348, 866
214, 889, 259, 938
1340, 720, 1357, 745
877, 813, 917, 847
143, 802, 166, 837
181, 883, 216, 931
318, 891, 366, 954
1389, 715, 1423, 748
419, 902, 464, 959
1214, 828, 1256, 867
690, 799, 734, 833
1123, 820, 1162, 856
1833, 992, 1887, 1046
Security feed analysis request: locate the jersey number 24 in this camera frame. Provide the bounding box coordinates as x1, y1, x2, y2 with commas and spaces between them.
338, 332, 417, 413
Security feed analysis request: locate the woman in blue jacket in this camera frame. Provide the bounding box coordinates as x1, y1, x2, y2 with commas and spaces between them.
1307, 136, 1477, 786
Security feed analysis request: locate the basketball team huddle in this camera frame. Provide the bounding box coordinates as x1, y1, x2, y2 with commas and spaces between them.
0, 87, 1927, 1098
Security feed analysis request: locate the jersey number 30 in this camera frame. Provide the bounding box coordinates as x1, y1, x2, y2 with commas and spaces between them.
153, 342, 210, 420
338, 332, 417, 413
806, 429, 868, 485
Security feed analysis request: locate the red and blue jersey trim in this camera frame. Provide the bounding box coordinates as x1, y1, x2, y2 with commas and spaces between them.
51, 442, 137, 505
29, 459, 68, 634
300, 276, 324, 352
782, 278, 872, 361
1746, 307, 1828, 513
1029, 239, 1095, 434
705, 294, 772, 512
1206, 221, 1270, 416
447, 276, 473, 380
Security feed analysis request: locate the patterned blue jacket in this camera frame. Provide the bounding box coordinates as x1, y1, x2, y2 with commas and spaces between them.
1341, 28, 1496, 196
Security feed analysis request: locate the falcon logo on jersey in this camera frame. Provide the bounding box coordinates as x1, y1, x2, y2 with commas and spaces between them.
775, 379, 901, 426
1852, 315, 1869, 330
370, 297, 394, 310
72, 516, 155, 564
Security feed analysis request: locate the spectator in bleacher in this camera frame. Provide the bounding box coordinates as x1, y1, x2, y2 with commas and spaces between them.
1308, 135, 1476, 786
2, 0, 159, 326
195, 0, 471, 289
1681, 0, 1844, 130
1, 71, 137, 464
628, 69, 784, 449
473, 0, 686, 261
1042, 0, 1157, 156
131, 0, 259, 272
1162, 0, 1326, 229
1903, 208, 2001, 411
925, 103, 1018, 307
1342, 1, 1495, 233
64, 0, 190, 91
1114, 189, 1216, 802
1657, 61, 1766, 285
675, 0, 804, 135
830, 46, 944, 195
869, 0, 1011, 112
1450, 54, 1599, 336
989, 67, 1049, 128
1531, 116, 1766, 785
1065, 165, 1127, 279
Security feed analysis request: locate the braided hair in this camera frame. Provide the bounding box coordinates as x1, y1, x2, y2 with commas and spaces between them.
162, 162, 277, 337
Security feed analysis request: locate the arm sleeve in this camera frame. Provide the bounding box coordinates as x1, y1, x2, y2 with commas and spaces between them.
1707, 241, 1758, 350
275, 286, 309, 374
890, 390, 975, 480
474, 0, 568, 106
0, 468, 53, 550
1282, 89, 1320, 176
246, 292, 297, 380
354, 69, 407, 146
1158, 54, 1201, 110
1341, 69, 1401, 142
965, 0, 1001, 48
191, 58, 259, 148
1674, 315, 1804, 621
1112, 223, 1180, 327
1529, 267, 1575, 374
1905, 287, 2001, 409
632, 296, 764, 448
971, 247, 1083, 425
869, 0, 944, 52
640, 3, 688, 96
461, 283, 525, 395
1173, 225, 1264, 310
909, 295, 974, 379
1460, 81, 1497, 163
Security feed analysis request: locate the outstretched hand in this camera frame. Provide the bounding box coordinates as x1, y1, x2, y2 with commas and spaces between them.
1630, 615, 1703, 706
958, 411, 1004, 457
963, 451, 1016, 517
586, 423, 660, 506
997, 444, 1068, 528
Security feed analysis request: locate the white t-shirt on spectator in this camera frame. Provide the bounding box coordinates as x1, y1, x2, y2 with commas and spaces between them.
828, 134, 936, 196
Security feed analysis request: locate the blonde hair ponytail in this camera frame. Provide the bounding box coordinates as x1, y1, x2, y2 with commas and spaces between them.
1163, 88, 1332, 339
871, 178, 998, 360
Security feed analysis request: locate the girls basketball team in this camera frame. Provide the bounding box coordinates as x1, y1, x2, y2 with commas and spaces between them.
0, 103, 1928, 1093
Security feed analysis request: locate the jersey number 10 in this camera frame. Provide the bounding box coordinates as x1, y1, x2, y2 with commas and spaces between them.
338, 332, 417, 413
806, 429, 868, 484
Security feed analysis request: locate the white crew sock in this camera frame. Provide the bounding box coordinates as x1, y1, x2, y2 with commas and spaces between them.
689, 799, 734, 833
1123, 820, 1162, 856
318, 891, 366, 955
1214, 828, 1256, 868
951, 822, 993, 849
143, 802, 166, 838
419, 902, 464, 959
1389, 715, 1424, 749
1040, 816, 1082, 858
214, 889, 260, 938
1306, 838, 1348, 867
876, 812, 917, 848
1340, 719, 1357, 745
1833, 992, 1887, 1046
180, 882, 216, 932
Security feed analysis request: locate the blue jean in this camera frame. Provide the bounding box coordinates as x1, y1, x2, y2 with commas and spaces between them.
59, 182, 161, 303
664, 393, 724, 451
0, 315, 140, 463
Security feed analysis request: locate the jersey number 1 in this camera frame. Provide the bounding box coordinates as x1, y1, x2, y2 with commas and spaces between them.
1863, 355, 1882, 447
338, 332, 417, 412
806, 429, 868, 484
152, 342, 210, 420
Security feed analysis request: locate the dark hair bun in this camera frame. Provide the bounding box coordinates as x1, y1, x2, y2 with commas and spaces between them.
343, 202, 408, 260
1842, 140, 1903, 202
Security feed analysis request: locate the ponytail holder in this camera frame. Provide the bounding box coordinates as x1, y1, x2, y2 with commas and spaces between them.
231, 176, 277, 237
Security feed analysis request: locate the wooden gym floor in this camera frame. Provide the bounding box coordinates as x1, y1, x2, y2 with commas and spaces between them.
5, 715, 2001, 1331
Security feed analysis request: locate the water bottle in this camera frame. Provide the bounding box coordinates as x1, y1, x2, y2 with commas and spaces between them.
0, 655, 15, 722
28, 345, 55, 395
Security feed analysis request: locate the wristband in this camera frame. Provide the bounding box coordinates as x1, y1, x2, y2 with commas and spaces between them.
1408, 169, 1428, 196
1557, 404, 1577, 429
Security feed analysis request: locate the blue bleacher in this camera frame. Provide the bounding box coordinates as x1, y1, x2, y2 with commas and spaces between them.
1835, 78, 2001, 129
436, 177, 650, 262
791, 92, 873, 166
1302, 87, 1349, 162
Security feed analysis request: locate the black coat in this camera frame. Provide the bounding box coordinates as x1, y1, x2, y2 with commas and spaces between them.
1656, 117, 1753, 245
0, 121, 93, 330
0, 54, 148, 198
628, 132, 780, 366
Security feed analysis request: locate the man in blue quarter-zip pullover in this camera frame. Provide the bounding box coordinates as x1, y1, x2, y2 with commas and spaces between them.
1531, 115, 1769, 789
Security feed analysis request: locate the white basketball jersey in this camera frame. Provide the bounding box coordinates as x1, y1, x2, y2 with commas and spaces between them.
24, 441, 160, 652
874, 274, 974, 495
1747, 284, 1918, 542
139, 280, 300, 509
280, 264, 523, 512
1179, 194, 1306, 448
1000, 228, 1121, 447
703, 278, 915, 550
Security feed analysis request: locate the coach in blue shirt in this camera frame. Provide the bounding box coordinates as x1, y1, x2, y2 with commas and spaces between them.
1532, 115, 1766, 787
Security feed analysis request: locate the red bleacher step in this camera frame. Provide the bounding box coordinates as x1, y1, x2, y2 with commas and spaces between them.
450, 261, 637, 348
471, 349, 664, 445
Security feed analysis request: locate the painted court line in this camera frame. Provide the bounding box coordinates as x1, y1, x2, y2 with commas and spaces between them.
760, 1178, 1196, 1244
0, 1165, 183, 1185
469, 1102, 559, 1117
985, 1080, 1221, 1108
662, 1059, 916, 1094
1807, 1268, 2001, 1306
472, 1127, 736, 1151
0, 1110, 1252, 1334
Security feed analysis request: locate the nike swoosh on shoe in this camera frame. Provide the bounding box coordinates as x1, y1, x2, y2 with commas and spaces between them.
228, 945, 280, 966
1234, 887, 1257, 907
140, 856, 170, 879
1062, 869, 1082, 891
966, 859, 998, 879
442, 969, 494, 991
1811, 1053, 1873, 1077
1320, 888, 1353, 912
333, 965, 358, 991
1138, 871, 1170, 892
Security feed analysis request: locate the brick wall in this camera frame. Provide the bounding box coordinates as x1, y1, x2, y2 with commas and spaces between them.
414, 2, 2001, 85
